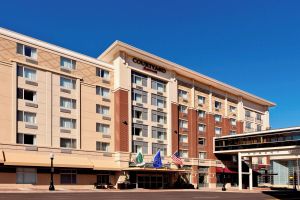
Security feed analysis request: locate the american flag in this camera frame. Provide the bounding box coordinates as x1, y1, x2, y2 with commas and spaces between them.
171, 151, 183, 166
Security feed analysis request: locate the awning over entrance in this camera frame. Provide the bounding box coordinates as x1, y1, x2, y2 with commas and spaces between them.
91, 159, 121, 171
3, 151, 94, 169
124, 167, 191, 173
216, 167, 237, 174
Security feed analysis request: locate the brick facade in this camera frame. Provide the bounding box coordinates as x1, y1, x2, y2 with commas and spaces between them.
171, 103, 179, 154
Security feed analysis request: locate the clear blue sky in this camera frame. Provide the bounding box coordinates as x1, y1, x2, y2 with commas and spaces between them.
1, 0, 299, 128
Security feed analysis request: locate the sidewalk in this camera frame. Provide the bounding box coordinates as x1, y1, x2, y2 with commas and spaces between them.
0, 184, 271, 193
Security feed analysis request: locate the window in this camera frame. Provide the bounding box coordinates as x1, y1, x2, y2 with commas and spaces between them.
17, 133, 36, 145
152, 79, 166, 92
96, 104, 110, 116
96, 68, 110, 79
97, 174, 110, 185
60, 97, 76, 109
198, 124, 206, 132
230, 118, 237, 126
178, 89, 188, 99
17, 88, 37, 102
60, 169, 77, 184
229, 106, 237, 113
17, 65, 37, 81
96, 141, 110, 152
60, 57, 76, 70
179, 120, 188, 129
96, 86, 110, 98
245, 110, 251, 118
17, 43, 37, 59
256, 113, 262, 120
17, 111, 36, 124
133, 89, 147, 103
133, 106, 147, 120
215, 101, 222, 110
151, 94, 166, 108
60, 118, 76, 129
152, 111, 167, 124
96, 123, 110, 134
179, 150, 188, 158
60, 77, 76, 89
60, 138, 77, 149
16, 168, 37, 184
199, 152, 207, 160
152, 143, 167, 156
229, 131, 236, 135
179, 105, 188, 113
179, 135, 188, 143
257, 125, 262, 131
152, 127, 166, 140
214, 114, 222, 122
132, 124, 148, 137
198, 138, 206, 146
133, 141, 148, 154
198, 110, 206, 118
215, 127, 222, 136
198, 96, 206, 105
246, 122, 252, 129
132, 73, 147, 86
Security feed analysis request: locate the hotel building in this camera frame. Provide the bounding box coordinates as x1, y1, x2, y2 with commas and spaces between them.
0, 28, 275, 188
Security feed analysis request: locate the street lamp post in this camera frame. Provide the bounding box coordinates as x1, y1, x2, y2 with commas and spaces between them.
222, 166, 226, 191
49, 153, 55, 191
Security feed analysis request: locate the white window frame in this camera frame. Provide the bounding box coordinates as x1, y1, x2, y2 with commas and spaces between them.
96, 123, 110, 134
178, 89, 188, 100
198, 96, 206, 105
60, 57, 76, 70
96, 141, 110, 152
17, 43, 37, 59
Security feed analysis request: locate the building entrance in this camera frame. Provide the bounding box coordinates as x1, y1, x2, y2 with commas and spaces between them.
136, 174, 168, 189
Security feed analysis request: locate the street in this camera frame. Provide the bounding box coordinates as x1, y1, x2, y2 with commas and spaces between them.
0, 191, 299, 200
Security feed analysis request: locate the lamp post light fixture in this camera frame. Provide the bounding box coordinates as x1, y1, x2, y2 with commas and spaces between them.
222, 165, 226, 191
49, 153, 55, 191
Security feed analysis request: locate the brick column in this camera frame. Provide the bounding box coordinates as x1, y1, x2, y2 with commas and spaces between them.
209, 166, 217, 188
114, 89, 129, 152
171, 103, 179, 154
206, 113, 216, 160
188, 109, 198, 158
191, 165, 199, 188
237, 121, 244, 134
222, 118, 230, 136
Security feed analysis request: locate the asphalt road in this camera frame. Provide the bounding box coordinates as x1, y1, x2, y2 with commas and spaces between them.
0, 191, 299, 200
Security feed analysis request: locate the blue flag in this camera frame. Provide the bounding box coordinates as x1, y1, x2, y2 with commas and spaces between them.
153, 150, 163, 168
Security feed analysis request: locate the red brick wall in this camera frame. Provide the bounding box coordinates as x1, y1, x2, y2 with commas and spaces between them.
205, 114, 216, 160
114, 89, 129, 152
188, 109, 198, 158
171, 103, 179, 154
237, 121, 244, 134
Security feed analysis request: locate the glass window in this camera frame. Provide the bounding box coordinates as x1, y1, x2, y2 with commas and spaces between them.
17, 133, 36, 145
257, 125, 262, 131
198, 96, 205, 105
17, 43, 37, 59
215, 127, 222, 136
60, 97, 76, 109
230, 118, 237, 126
198, 110, 206, 118
96, 104, 110, 116
96, 68, 110, 79
245, 110, 251, 117
17, 111, 36, 124
199, 152, 207, 159
16, 168, 37, 184
229, 131, 236, 135
60, 57, 76, 70
256, 113, 262, 120
60, 169, 77, 184
96, 142, 110, 152
198, 124, 206, 132
179, 135, 188, 143
179, 120, 188, 129
96, 123, 110, 134
96, 86, 110, 98
60, 138, 76, 149
152, 79, 166, 92
246, 122, 252, 129
132, 74, 143, 85
214, 115, 222, 122
179, 150, 188, 158
17, 65, 37, 81
133, 92, 142, 103
17, 88, 37, 102
60, 118, 76, 129
198, 138, 205, 145
178, 89, 188, 99
229, 106, 237, 113
215, 101, 222, 109
60, 77, 76, 89
179, 105, 188, 113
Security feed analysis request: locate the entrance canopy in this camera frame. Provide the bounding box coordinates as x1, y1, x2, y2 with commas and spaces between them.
216, 167, 237, 174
